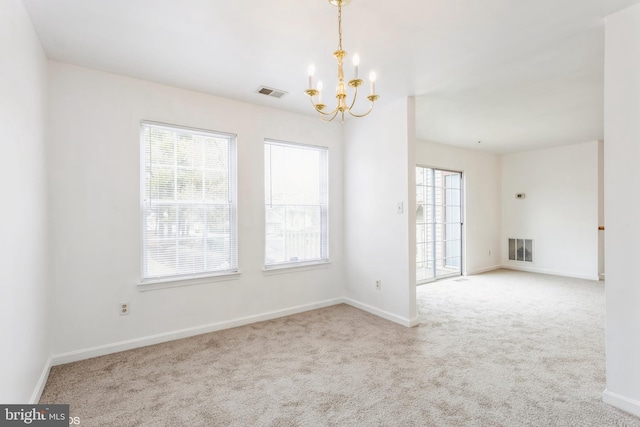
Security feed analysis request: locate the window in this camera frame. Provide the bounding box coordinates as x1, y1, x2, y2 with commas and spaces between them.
141, 121, 237, 281
264, 140, 328, 268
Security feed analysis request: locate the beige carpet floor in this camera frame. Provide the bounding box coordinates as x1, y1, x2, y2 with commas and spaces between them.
40, 270, 640, 426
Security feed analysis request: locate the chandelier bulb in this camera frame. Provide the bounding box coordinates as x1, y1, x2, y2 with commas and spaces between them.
308, 64, 315, 89
369, 71, 376, 95
353, 53, 360, 79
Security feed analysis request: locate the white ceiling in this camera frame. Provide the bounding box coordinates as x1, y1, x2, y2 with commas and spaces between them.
22, 0, 640, 153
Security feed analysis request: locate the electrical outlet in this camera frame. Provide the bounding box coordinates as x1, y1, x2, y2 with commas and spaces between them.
119, 302, 130, 316
375, 280, 381, 290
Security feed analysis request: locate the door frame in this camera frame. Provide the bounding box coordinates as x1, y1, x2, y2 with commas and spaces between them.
415, 165, 465, 285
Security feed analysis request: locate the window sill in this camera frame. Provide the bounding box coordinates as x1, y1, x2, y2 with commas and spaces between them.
138, 271, 241, 292
262, 261, 330, 276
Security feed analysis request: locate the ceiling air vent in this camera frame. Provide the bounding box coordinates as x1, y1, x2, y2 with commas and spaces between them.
257, 86, 288, 99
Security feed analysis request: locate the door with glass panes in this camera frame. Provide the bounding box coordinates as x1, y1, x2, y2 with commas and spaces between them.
416, 167, 462, 282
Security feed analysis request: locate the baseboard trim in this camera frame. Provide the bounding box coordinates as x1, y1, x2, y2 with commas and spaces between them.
51, 296, 418, 366
51, 298, 343, 366
30, 357, 52, 404
500, 265, 599, 281
343, 298, 417, 327
603, 389, 640, 417
466, 265, 501, 275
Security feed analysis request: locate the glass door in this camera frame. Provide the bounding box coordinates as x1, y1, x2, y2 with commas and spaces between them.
416, 167, 462, 283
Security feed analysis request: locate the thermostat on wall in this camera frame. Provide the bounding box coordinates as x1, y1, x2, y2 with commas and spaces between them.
516, 193, 526, 199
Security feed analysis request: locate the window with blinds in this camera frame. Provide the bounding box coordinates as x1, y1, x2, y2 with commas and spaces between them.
141, 121, 237, 281
264, 140, 328, 268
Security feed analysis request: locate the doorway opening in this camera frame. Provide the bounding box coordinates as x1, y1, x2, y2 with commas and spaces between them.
416, 166, 463, 283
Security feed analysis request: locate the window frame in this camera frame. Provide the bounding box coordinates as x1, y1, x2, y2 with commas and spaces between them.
415, 165, 463, 284
263, 139, 329, 270
139, 120, 238, 289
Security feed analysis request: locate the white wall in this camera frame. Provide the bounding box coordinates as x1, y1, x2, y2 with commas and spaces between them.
47, 62, 345, 359
0, 0, 50, 403
501, 142, 599, 280
343, 97, 417, 326
603, 3, 640, 416
415, 140, 502, 275
598, 140, 604, 280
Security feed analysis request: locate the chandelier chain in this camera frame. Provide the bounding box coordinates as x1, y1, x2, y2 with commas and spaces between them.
338, 2, 343, 51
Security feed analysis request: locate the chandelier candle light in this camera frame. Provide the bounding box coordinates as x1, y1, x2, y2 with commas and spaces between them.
305, 0, 380, 123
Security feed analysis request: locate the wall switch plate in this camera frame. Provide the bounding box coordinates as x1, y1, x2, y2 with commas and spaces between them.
397, 202, 403, 214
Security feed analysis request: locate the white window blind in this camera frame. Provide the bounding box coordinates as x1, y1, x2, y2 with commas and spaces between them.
264, 140, 328, 268
141, 121, 237, 281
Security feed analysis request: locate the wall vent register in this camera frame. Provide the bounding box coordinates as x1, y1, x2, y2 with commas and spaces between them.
257, 86, 288, 99
508, 238, 533, 262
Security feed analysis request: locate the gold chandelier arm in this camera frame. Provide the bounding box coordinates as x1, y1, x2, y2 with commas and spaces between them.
319, 107, 340, 116
319, 109, 340, 122
307, 95, 341, 116
347, 100, 375, 118
316, 103, 339, 117
347, 84, 379, 117
317, 103, 340, 116
347, 84, 359, 111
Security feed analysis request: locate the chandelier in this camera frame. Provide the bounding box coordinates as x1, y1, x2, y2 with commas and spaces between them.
305, 0, 379, 123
